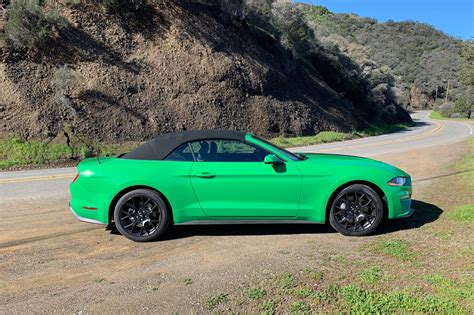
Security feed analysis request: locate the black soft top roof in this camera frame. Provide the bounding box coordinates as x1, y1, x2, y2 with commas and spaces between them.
122, 129, 247, 160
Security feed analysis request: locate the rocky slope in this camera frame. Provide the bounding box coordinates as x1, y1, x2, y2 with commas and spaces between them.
0, 1, 411, 144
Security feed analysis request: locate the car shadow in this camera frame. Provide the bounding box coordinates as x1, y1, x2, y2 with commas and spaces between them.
375, 199, 442, 235
107, 200, 442, 240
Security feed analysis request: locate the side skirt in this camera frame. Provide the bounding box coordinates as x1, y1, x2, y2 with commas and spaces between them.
175, 220, 322, 226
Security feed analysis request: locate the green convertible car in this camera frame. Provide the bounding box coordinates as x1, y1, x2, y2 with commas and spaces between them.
70, 130, 413, 242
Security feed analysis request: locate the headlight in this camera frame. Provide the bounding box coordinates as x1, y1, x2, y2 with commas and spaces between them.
388, 176, 407, 186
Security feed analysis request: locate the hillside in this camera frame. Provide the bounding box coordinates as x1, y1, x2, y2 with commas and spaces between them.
0, 0, 413, 146
298, 3, 471, 112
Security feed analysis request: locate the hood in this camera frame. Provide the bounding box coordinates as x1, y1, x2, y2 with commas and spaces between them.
298, 153, 407, 176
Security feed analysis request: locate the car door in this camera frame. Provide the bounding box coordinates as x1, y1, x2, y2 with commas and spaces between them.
189, 139, 302, 218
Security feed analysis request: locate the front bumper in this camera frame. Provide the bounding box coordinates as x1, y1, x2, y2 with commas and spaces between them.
392, 207, 414, 219
69, 205, 106, 225
387, 185, 413, 219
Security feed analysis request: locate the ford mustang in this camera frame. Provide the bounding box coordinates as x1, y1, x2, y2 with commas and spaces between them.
69, 130, 413, 242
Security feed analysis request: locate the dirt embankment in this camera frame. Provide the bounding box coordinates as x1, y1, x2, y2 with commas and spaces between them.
0, 1, 411, 144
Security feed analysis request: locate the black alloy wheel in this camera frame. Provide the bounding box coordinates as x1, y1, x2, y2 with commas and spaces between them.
329, 184, 384, 236
114, 189, 170, 242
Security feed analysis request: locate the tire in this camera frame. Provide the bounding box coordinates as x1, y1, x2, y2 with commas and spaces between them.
329, 184, 384, 236
114, 189, 170, 242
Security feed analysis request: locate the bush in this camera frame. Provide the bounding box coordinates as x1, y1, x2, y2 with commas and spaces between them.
436, 102, 455, 117
5, 0, 66, 50
453, 96, 471, 117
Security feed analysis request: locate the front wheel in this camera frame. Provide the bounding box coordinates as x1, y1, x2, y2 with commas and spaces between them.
114, 189, 170, 242
329, 184, 384, 236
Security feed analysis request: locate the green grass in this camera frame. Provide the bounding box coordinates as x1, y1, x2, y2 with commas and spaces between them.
0, 137, 139, 170
247, 287, 266, 300
271, 122, 413, 148
261, 299, 276, 314
430, 111, 473, 122
429, 111, 446, 119
302, 268, 323, 280
279, 272, 297, 290
358, 266, 381, 284
378, 239, 415, 262
423, 274, 474, 310
182, 278, 193, 285
293, 287, 314, 298
338, 285, 465, 314
445, 204, 474, 222
206, 293, 229, 309
289, 301, 311, 314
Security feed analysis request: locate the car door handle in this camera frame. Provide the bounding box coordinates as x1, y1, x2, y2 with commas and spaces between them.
195, 172, 216, 179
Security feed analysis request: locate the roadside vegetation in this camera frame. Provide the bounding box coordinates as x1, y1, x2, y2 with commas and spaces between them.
430, 111, 474, 122
0, 122, 413, 170
0, 137, 139, 170
272, 122, 412, 148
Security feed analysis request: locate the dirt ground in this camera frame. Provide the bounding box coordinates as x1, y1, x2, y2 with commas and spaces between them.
1, 140, 473, 313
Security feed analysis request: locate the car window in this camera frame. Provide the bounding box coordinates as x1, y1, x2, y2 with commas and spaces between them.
190, 139, 269, 162
165, 143, 194, 161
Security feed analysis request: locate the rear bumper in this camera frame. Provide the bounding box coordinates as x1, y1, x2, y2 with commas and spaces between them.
69, 205, 106, 225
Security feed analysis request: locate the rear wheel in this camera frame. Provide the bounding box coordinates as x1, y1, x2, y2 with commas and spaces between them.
114, 189, 170, 242
329, 184, 383, 236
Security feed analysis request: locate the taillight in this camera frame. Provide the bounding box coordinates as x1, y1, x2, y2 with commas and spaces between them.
72, 174, 79, 183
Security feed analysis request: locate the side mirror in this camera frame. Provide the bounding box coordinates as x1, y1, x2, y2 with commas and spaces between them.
264, 154, 283, 165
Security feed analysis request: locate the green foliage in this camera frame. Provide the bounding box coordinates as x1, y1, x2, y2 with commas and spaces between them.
247, 287, 266, 300
429, 111, 446, 119
0, 137, 73, 169
206, 293, 229, 309
298, 3, 467, 108
0, 137, 139, 170
378, 239, 415, 262
5, 0, 67, 50
279, 272, 297, 290
289, 301, 310, 314
293, 287, 314, 298
423, 273, 474, 307
183, 277, 193, 285
302, 268, 323, 280
359, 266, 381, 284
453, 96, 471, 117
261, 299, 275, 314
271, 122, 412, 148
460, 43, 474, 87
338, 285, 464, 314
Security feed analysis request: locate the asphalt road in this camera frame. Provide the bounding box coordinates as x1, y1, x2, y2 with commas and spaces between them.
0, 111, 472, 202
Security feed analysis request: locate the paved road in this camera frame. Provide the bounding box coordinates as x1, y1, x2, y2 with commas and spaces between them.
0, 111, 472, 202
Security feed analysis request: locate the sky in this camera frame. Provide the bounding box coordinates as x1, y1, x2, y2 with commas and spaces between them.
298, 0, 473, 40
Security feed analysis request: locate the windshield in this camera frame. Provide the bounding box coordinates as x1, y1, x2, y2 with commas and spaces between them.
251, 136, 304, 161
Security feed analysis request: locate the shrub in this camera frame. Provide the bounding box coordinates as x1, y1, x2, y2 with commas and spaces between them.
436, 102, 455, 117
51, 65, 82, 116
5, 0, 66, 50
453, 96, 471, 117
